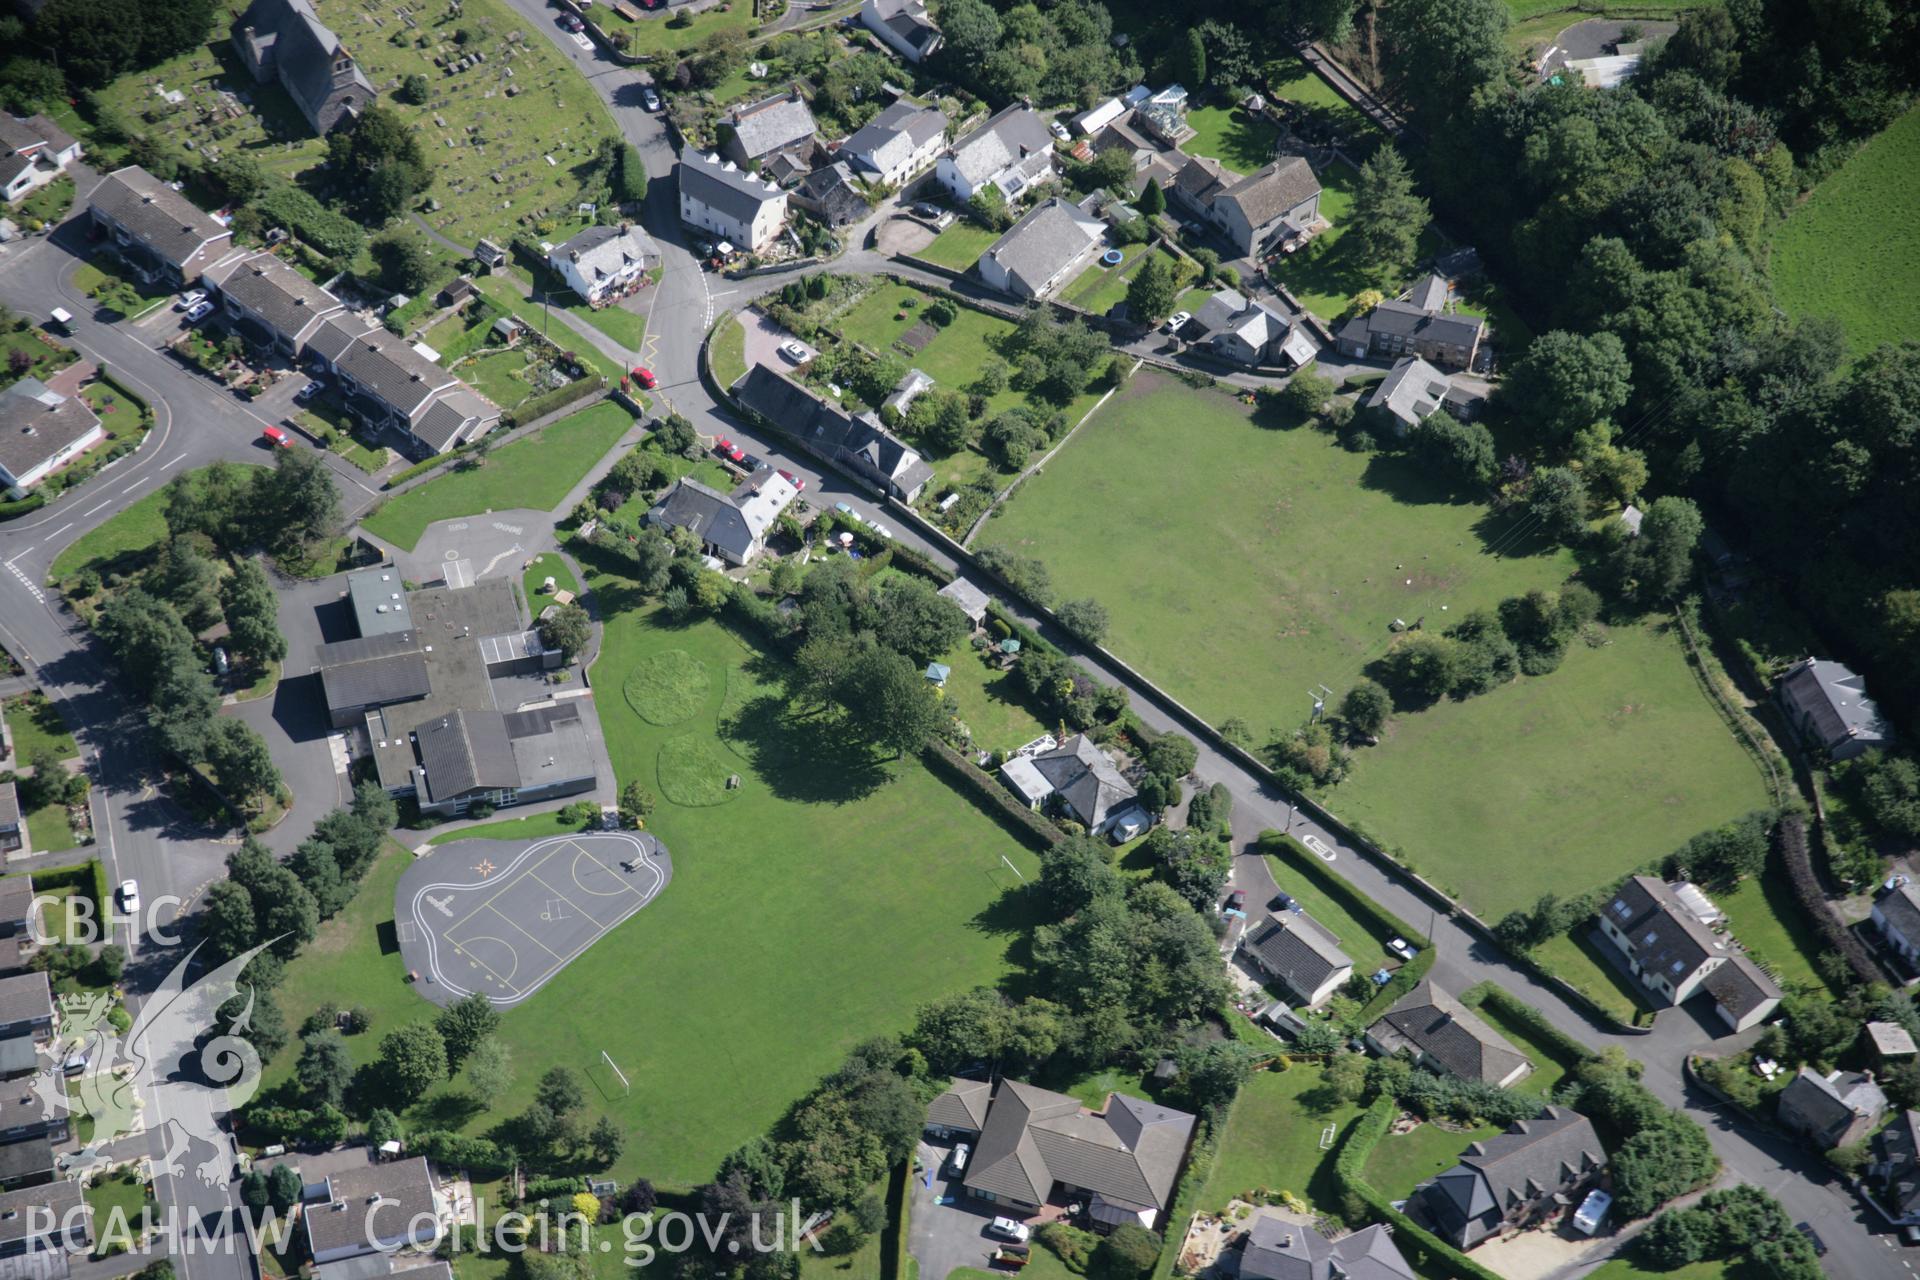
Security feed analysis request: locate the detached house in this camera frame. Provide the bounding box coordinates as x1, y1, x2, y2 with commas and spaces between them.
1365, 980, 1532, 1088
843, 100, 948, 188
1367, 356, 1485, 435
1191, 288, 1317, 368
1239, 913, 1353, 1009
646, 468, 797, 567
721, 90, 819, 171
679, 151, 787, 253
1005, 734, 1145, 839
306, 317, 500, 456
0, 114, 81, 206
1777, 657, 1893, 761
937, 105, 1056, 204
1336, 274, 1485, 371
86, 165, 239, 288
547, 225, 658, 308
1238, 1215, 1413, 1280
977, 197, 1106, 300
924, 1078, 1196, 1231
1595, 875, 1726, 1005
1778, 1067, 1888, 1150
862, 0, 944, 64
0, 377, 104, 500
1170, 154, 1320, 258
302, 1156, 445, 1265
1413, 1108, 1607, 1250
205, 249, 347, 357
232, 0, 376, 136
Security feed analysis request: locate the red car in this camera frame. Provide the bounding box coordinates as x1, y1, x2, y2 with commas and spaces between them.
778, 468, 806, 491
262, 426, 293, 449
631, 366, 658, 390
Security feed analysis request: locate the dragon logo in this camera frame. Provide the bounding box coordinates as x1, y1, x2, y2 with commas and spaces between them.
36, 941, 276, 1187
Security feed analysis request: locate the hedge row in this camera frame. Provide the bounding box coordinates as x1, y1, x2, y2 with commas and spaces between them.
923, 739, 1063, 850
882, 1160, 912, 1280
1258, 831, 1431, 949
1459, 983, 1598, 1072
0, 494, 46, 521
502, 375, 608, 429
30, 860, 109, 920
1332, 1096, 1505, 1280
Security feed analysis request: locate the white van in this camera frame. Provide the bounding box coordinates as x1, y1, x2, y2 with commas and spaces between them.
948, 1142, 969, 1176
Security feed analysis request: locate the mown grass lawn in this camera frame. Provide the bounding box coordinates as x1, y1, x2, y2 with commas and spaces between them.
1531, 929, 1652, 1025
522, 550, 581, 606
1199, 1066, 1360, 1214
914, 221, 1000, 271
936, 644, 1049, 758
1584, 1259, 1727, 1280
426, 810, 587, 845
26, 803, 79, 855
1261, 853, 1394, 975
362, 401, 634, 549
1772, 105, 1920, 357
1060, 244, 1188, 319
5, 693, 78, 760
1183, 106, 1280, 173
268, 603, 1043, 1187
1713, 872, 1834, 998
710, 313, 749, 391
1363, 1120, 1497, 1202
51, 463, 266, 584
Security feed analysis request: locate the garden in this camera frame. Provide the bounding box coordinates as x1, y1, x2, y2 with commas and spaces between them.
1059, 244, 1192, 318
1197, 1066, 1362, 1216
263, 603, 1045, 1188
1181, 105, 1280, 174
914, 220, 1002, 272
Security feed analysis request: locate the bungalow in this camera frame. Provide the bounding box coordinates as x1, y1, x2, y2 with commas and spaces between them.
1776, 657, 1893, 761
1412, 1108, 1607, 1251
1239, 913, 1353, 1009
302, 1156, 445, 1265
86, 165, 240, 288
1365, 979, 1532, 1088
843, 100, 949, 188
0, 376, 104, 500
1169, 154, 1320, 258
678, 151, 788, 253
1026, 734, 1144, 839
0, 114, 81, 206
1239, 1216, 1413, 1280
1367, 356, 1485, 435
977, 197, 1106, 300
1190, 288, 1317, 368
936, 105, 1056, 204
1777, 1067, 1887, 1150
721, 90, 819, 171
861, 0, 944, 64
232, 0, 377, 136
791, 162, 869, 227
926, 1077, 1195, 1231
1335, 274, 1484, 371
204, 249, 347, 356
645, 468, 797, 567
547, 224, 658, 307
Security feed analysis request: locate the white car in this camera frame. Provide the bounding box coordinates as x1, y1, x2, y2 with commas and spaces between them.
184, 300, 215, 323
641, 86, 661, 112
176, 289, 207, 311
949, 1142, 969, 1175
117, 880, 140, 917
1387, 937, 1418, 962
1049, 120, 1071, 141
869, 523, 893, 540
988, 1218, 1030, 1243
1163, 310, 1191, 333
779, 340, 810, 363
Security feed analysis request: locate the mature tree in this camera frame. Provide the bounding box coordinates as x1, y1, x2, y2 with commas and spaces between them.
1057, 597, 1111, 646
1379, 0, 1511, 123
353, 778, 398, 835
198, 880, 257, 962
397, 73, 430, 105
1411, 412, 1497, 488
463, 1036, 514, 1103
1280, 366, 1335, 418
536, 1065, 586, 1116
1145, 827, 1231, 912
327, 107, 430, 221
1176, 28, 1206, 89
868, 578, 969, 664
935, 0, 1002, 69
295, 1029, 352, 1107
377, 1023, 449, 1102
1633, 495, 1705, 599
1339, 679, 1392, 738
589, 1115, 624, 1166
619, 780, 656, 827
206, 717, 284, 807
436, 993, 501, 1071
537, 601, 592, 662
1039, 836, 1123, 918
96, 589, 197, 699
265, 1162, 303, 1214
1145, 734, 1198, 780
1137, 178, 1166, 217
148, 538, 224, 633
1090, 1225, 1159, 1280
371, 232, 435, 295
1350, 147, 1429, 282
1503, 331, 1633, 442
289, 840, 348, 918
612, 142, 649, 206
1526, 467, 1591, 545
256, 449, 341, 556
1125, 253, 1177, 325
1380, 632, 1467, 704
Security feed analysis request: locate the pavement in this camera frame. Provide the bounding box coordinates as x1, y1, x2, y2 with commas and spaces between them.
909, 1139, 1011, 1280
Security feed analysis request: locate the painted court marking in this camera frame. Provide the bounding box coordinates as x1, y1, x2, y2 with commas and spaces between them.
409, 834, 667, 1007
443, 558, 475, 589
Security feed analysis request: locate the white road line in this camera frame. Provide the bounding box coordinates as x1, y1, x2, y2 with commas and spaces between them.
121, 475, 152, 495
3, 547, 32, 567
44, 523, 72, 540
160, 452, 188, 470
81, 499, 111, 517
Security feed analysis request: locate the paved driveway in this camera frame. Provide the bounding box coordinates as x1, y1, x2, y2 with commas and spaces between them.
909, 1139, 1009, 1280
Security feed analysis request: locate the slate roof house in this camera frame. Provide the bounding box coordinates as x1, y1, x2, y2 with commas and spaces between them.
0, 376, 105, 500
936, 105, 1056, 204
1875, 881, 1920, 966
306, 317, 501, 456
791, 162, 869, 227
1365, 980, 1532, 1088
303, 1156, 445, 1265
547, 224, 658, 307
1191, 288, 1317, 368
977, 197, 1106, 300
0, 113, 81, 206
1170, 154, 1320, 258
862, 0, 944, 64
1700, 953, 1782, 1033
0, 1180, 89, 1258
679, 151, 788, 253
843, 100, 949, 188
732, 365, 934, 501
1366, 356, 1485, 434
86, 165, 239, 288
1595, 875, 1727, 1005
721, 91, 819, 171
646, 468, 798, 567
1336, 275, 1485, 371
0, 973, 53, 1045
0, 788, 19, 858
924, 1078, 1196, 1230
1025, 734, 1145, 839
1412, 1108, 1607, 1251
1239, 913, 1353, 1009
232, 0, 376, 136
1778, 1067, 1888, 1150
1870, 1108, 1920, 1228
1776, 657, 1893, 761
1238, 1214, 1413, 1280
205, 249, 347, 357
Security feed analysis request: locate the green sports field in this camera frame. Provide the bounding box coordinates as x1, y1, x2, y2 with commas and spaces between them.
1771, 106, 1920, 357
267, 605, 1041, 1188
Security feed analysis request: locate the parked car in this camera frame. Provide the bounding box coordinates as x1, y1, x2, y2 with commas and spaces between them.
293, 381, 320, 404
949, 1143, 970, 1175
116, 880, 140, 917
723, 441, 747, 464
911, 202, 943, 219
1163, 310, 1191, 333
1386, 937, 1418, 962
261, 425, 293, 449
641, 86, 661, 112
1224, 889, 1247, 913
779, 340, 810, 363
559, 14, 585, 32
176, 289, 207, 311
212, 646, 230, 676
777, 469, 806, 491
869, 522, 892, 539
1794, 1224, 1827, 1257
1571, 1190, 1610, 1236
1269, 890, 1297, 912
1048, 120, 1071, 141
987, 1219, 1030, 1244
834, 502, 853, 516
631, 366, 658, 389
184, 300, 215, 323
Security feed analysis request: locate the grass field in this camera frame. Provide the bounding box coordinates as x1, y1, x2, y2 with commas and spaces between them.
1183, 106, 1280, 173
710, 313, 749, 391
362, 401, 633, 550
1199, 1066, 1360, 1214
48, 480, 173, 583
1060, 245, 1189, 319
1713, 873, 1832, 997
5, 693, 78, 761
914, 221, 1000, 271
523, 551, 580, 607
425, 810, 588, 845
1363, 1120, 1497, 1202
1585, 1259, 1726, 1280
266, 607, 1043, 1187
1772, 106, 1920, 357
